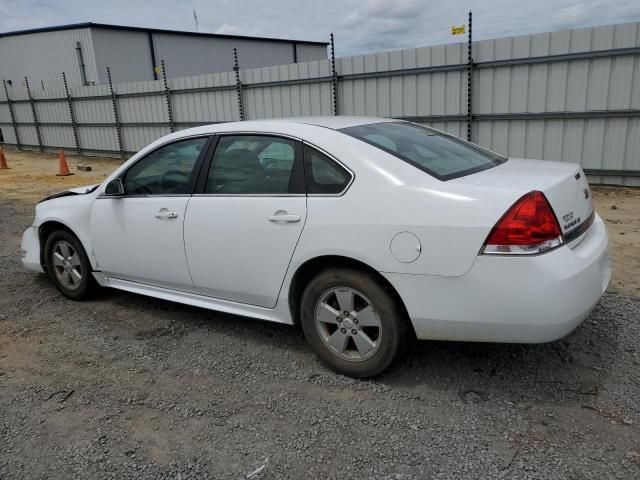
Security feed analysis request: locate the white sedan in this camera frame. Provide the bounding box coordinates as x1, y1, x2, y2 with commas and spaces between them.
21, 117, 611, 377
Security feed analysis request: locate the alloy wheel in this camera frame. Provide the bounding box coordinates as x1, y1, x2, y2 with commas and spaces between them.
314, 287, 382, 362
51, 240, 82, 290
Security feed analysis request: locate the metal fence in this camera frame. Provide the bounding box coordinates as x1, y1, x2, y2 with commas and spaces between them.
1, 20, 639, 185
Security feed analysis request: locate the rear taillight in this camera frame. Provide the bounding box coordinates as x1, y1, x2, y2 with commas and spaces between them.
482, 191, 563, 255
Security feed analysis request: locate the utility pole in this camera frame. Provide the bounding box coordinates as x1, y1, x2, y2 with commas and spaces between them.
330, 33, 338, 116
193, 10, 199, 32
466, 11, 473, 142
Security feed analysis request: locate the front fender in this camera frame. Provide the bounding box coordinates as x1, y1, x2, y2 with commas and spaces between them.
35, 194, 98, 269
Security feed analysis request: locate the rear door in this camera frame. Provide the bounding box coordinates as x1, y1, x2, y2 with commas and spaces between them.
184, 134, 307, 308
91, 136, 210, 290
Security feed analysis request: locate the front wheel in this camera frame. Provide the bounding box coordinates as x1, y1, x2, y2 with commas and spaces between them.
300, 268, 407, 378
44, 230, 97, 300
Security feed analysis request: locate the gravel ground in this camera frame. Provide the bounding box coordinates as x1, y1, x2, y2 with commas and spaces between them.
1, 198, 639, 480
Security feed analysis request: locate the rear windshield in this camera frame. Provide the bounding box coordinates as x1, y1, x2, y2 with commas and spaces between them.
340, 122, 506, 180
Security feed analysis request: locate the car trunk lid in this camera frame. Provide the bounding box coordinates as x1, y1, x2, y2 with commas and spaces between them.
454, 158, 594, 242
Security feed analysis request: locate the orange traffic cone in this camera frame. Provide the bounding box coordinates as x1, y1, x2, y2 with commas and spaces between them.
56, 150, 73, 176
0, 148, 9, 169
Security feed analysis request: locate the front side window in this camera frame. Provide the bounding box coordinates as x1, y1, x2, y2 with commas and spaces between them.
206, 135, 302, 194
340, 122, 506, 180
123, 137, 208, 195
304, 145, 351, 194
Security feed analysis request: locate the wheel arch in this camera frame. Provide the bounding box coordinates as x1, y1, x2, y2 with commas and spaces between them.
38, 220, 85, 270
287, 255, 415, 337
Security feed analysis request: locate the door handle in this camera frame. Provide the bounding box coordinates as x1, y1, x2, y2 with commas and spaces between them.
155, 209, 179, 219
268, 210, 301, 223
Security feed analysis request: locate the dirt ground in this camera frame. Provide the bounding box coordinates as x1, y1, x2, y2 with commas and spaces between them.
591, 187, 640, 296
1, 149, 638, 296
1, 149, 639, 479
0, 149, 122, 203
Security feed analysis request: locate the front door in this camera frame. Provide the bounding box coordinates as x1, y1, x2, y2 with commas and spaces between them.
184, 134, 307, 308
91, 136, 210, 290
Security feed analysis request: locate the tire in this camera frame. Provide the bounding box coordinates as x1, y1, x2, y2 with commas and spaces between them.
44, 230, 97, 300
300, 268, 407, 378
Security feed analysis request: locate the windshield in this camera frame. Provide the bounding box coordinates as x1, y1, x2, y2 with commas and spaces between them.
340, 122, 506, 180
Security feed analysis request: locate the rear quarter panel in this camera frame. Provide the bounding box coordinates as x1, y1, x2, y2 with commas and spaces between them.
289, 127, 528, 277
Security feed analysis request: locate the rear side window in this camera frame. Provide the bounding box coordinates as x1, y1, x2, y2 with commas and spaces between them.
304, 145, 351, 194
340, 122, 506, 180
205, 135, 303, 194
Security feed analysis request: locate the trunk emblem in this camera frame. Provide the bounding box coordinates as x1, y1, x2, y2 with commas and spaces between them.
564, 216, 581, 230
584, 188, 590, 199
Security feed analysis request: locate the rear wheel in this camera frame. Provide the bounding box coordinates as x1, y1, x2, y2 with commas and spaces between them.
44, 230, 97, 300
300, 268, 406, 378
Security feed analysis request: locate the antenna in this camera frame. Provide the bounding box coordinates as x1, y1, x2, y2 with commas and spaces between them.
193, 9, 199, 32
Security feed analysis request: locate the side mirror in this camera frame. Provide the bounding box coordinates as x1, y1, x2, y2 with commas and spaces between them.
104, 178, 124, 196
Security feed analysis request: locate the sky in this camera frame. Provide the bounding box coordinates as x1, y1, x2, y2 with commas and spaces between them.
0, 0, 639, 56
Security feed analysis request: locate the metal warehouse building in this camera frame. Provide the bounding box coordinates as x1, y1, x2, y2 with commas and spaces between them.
0, 22, 328, 90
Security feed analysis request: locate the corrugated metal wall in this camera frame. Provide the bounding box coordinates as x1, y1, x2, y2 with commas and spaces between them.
93, 30, 329, 83
152, 34, 296, 78
170, 72, 240, 126
0, 26, 328, 89
471, 22, 640, 186
91, 29, 155, 84
0, 28, 98, 90
1, 21, 638, 185
242, 60, 334, 118
296, 43, 329, 63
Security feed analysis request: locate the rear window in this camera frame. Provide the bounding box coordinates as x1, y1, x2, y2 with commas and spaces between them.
340, 122, 506, 180
304, 145, 351, 194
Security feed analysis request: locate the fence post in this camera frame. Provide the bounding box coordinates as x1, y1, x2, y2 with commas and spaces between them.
161, 60, 175, 133
107, 67, 125, 160
62, 72, 81, 155
233, 48, 245, 121
330, 33, 339, 116
2, 79, 20, 150
25, 77, 43, 152
466, 11, 473, 142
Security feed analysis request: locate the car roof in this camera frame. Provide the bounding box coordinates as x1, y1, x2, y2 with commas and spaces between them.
160, 116, 402, 147
185, 116, 397, 135
260, 116, 396, 129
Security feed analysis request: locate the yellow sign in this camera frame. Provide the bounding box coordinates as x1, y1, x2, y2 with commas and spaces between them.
451, 25, 466, 35
154, 66, 162, 75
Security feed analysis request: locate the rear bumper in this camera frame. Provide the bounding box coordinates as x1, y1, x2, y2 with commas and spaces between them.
21, 226, 44, 273
384, 213, 611, 343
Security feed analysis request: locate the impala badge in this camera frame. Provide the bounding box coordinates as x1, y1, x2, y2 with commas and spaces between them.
563, 210, 581, 230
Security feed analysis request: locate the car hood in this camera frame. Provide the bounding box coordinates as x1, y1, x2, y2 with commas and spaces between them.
39, 184, 101, 203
